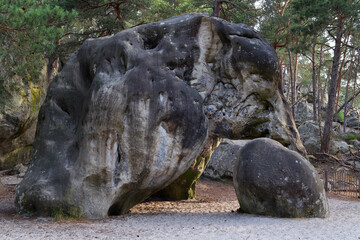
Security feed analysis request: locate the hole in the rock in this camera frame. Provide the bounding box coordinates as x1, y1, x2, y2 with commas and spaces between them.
143, 33, 163, 50
167, 61, 176, 70
116, 146, 121, 164
108, 203, 119, 216
56, 98, 70, 115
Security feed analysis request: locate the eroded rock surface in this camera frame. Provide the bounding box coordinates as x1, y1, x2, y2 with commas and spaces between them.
203, 139, 251, 181
233, 138, 329, 218
16, 13, 305, 218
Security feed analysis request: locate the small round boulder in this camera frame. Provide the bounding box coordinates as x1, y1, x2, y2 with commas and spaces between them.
233, 138, 329, 218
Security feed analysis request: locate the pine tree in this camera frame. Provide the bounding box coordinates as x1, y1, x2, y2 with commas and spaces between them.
0, 0, 76, 83
290, 0, 360, 153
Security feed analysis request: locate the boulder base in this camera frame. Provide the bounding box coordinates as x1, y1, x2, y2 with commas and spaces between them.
233, 138, 329, 218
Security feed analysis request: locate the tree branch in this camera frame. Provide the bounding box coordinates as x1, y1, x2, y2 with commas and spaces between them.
335, 89, 360, 115
0, 26, 26, 31
212, 0, 251, 23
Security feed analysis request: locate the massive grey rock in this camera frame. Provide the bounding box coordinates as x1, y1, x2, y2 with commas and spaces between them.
0, 66, 49, 170
203, 139, 250, 181
16, 13, 305, 218
233, 138, 329, 218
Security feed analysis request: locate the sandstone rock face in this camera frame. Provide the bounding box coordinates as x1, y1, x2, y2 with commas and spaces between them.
0, 67, 49, 170
233, 138, 329, 218
16, 13, 305, 218
154, 137, 220, 200
203, 139, 251, 181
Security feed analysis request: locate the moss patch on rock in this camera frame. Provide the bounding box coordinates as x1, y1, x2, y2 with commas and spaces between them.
154, 138, 221, 200
29, 83, 42, 114
0, 145, 33, 170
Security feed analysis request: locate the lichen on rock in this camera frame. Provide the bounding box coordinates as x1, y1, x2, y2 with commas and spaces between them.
0, 64, 49, 170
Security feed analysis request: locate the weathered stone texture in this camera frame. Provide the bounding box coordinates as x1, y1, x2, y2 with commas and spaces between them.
0, 66, 49, 170
16, 13, 306, 218
203, 139, 251, 181
233, 138, 329, 218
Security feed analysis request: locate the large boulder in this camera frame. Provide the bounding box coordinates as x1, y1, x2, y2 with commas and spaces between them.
16, 13, 305, 218
0, 66, 50, 170
203, 139, 251, 181
155, 13, 307, 200
233, 138, 329, 218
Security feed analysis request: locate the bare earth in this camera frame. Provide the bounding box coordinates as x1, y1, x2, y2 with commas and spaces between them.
1, 175, 360, 240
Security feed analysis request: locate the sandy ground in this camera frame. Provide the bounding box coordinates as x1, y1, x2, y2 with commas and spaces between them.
1, 174, 360, 240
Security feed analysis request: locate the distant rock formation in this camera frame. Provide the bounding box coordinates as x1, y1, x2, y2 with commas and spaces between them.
16, 13, 305, 218
233, 138, 329, 218
0, 66, 49, 170
298, 120, 349, 154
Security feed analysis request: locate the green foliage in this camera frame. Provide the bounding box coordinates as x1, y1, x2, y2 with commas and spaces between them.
55, 0, 260, 58
337, 110, 344, 122
342, 132, 360, 143
290, 0, 360, 52
0, 0, 77, 83
258, 0, 291, 48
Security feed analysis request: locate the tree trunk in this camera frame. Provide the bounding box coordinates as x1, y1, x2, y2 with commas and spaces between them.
343, 51, 354, 132
212, 0, 222, 17
312, 41, 317, 121
352, 52, 360, 109
321, 67, 331, 108
287, 48, 294, 116
335, 33, 350, 114
292, 53, 298, 116
317, 43, 323, 120
280, 58, 284, 92
322, 18, 344, 153
336, 90, 360, 115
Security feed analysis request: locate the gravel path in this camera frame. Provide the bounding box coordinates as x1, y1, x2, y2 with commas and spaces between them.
1, 177, 360, 240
